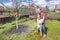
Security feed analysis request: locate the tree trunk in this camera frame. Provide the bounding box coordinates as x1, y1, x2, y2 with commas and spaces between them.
16, 15, 19, 29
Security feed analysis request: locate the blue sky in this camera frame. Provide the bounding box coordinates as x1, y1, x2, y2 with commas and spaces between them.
0, 0, 50, 2
0, 0, 33, 3
46, 0, 51, 2
0, 0, 60, 9
0, 0, 10, 3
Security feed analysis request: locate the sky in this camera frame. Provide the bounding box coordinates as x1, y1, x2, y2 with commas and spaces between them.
0, 0, 60, 9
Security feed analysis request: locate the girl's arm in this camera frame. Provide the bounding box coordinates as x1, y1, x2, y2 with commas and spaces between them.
43, 16, 45, 21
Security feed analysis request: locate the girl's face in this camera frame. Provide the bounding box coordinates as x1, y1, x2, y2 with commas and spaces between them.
36, 8, 41, 13
37, 14, 40, 19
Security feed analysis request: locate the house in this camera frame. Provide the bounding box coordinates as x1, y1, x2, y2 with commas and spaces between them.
0, 3, 4, 15
55, 4, 60, 13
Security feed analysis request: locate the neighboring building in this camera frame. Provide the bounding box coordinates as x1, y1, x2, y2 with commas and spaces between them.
0, 3, 4, 15
55, 4, 60, 13
0, 6, 4, 15
0, 3, 17, 18
0, 6, 4, 11
19, 3, 37, 18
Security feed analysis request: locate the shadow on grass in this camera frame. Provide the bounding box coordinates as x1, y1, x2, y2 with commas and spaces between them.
3, 25, 29, 34
57, 19, 60, 21
0, 27, 5, 29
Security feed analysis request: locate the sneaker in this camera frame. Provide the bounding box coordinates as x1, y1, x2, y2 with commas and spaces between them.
43, 34, 46, 38
40, 35, 42, 38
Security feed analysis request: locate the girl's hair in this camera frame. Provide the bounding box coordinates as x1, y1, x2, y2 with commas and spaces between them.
36, 6, 43, 18
36, 6, 41, 10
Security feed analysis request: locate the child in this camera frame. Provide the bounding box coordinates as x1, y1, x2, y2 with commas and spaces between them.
36, 13, 44, 37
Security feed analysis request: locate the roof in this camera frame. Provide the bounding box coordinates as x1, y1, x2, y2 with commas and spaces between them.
0, 6, 4, 11
0, 3, 3, 6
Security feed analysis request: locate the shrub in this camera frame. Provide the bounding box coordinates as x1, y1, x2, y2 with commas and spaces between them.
58, 15, 60, 21
46, 12, 60, 20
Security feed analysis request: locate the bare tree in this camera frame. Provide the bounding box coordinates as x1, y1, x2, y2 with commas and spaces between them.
0, 0, 21, 29
45, 6, 49, 12
15, 0, 19, 29
12, 0, 21, 29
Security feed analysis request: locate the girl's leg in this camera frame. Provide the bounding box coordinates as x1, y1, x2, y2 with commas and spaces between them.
43, 23, 46, 37
39, 25, 42, 36
36, 27, 39, 32
43, 23, 46, 34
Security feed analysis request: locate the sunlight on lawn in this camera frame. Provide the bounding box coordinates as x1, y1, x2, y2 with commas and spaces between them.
0, 19, 60, 40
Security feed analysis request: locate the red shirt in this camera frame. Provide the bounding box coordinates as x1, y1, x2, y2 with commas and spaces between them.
39, 12, 46, 21
39, 12, 45, 17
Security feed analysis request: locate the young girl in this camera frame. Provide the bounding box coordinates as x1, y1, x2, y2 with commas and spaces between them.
35, 6, 46, 38
36, 13, 44, 37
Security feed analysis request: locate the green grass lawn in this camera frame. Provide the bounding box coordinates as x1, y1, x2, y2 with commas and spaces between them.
22, 20, 60, 40
44, 20, 60, 40
0, 19, 60, 40
0, 18, 29, 34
